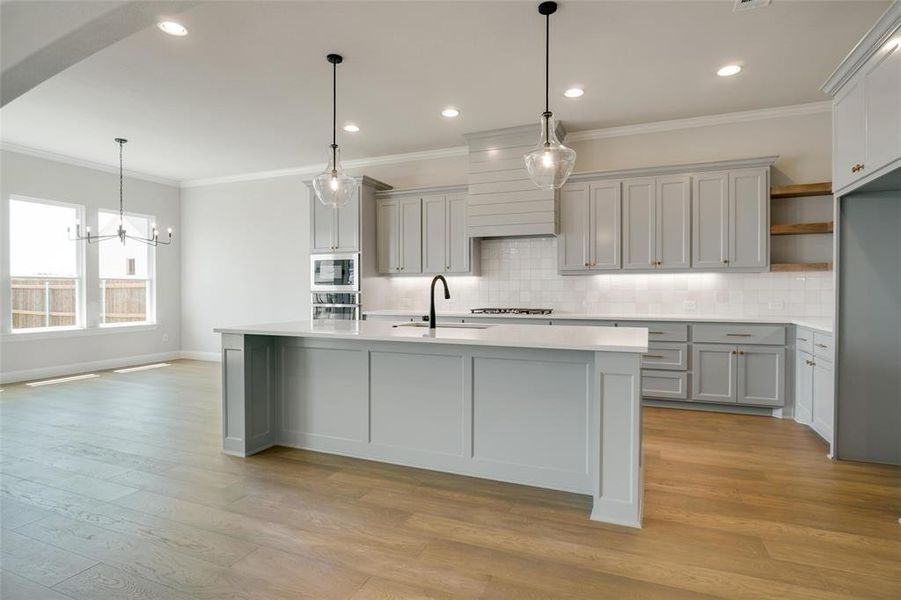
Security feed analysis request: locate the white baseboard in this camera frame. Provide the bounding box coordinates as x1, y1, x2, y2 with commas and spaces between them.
180, 350, 220, 362
0, 351, 183, 384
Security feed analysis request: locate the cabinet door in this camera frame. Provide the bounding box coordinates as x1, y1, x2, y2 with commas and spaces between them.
334, 190, 360, 252
422, 195, 447, 274
729, 168, 768, 269
736, 345, 784, 407
622, 177, 656, 270
691, 344, 736, 403
376, 200, 399, 274
795, 351, 814, 425
865, 38, 901, 176
812, 359, 834, 443
446, 193, 470, 273
558, 183, 590, 272
311, 197, 335, 253
656, 175, 691, 269
589, 180, 622, 270
692, 172, 729, 269
833, 81, 867, 191
399, 198, 422, 273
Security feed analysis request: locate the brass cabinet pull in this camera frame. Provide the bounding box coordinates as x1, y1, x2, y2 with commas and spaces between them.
649, 260, 656, 266
815, 343, 829, 348
648, 331, 664, 335
643, 354, 665, 359
726, 333, 753, 337
797, 337, 808, 342
851, 163, 865, 173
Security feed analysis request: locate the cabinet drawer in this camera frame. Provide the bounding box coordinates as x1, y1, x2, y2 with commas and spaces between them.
641, 343, 688, 371
642, 370, 688, 400
795, 327, 813, 354
693, 323, 785, 345
813, 332, 834, 362
617, 321, 687, 342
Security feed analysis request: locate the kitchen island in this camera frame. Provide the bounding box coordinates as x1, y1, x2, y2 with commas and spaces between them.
214, 320, 648, 526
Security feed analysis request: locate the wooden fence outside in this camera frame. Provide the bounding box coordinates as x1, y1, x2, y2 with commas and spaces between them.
11, 278, 148, 329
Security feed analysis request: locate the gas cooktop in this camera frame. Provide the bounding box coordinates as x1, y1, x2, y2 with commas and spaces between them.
470, 308, 553, 315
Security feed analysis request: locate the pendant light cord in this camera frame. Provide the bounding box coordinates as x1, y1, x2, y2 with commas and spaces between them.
119, 139, 124, 224
545, 11, 550, 116
331, 59, 338, 170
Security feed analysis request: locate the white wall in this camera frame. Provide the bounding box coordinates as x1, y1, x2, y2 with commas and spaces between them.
180, 108, 836, 355
179, 176, 309, 358
0, 149, 180, 381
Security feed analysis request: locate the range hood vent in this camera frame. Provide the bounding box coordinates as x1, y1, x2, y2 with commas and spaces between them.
463, 123, 566, 238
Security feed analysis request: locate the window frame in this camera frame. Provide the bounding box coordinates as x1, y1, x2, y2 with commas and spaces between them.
7, 194, 86, 334
96, 208, 158, 328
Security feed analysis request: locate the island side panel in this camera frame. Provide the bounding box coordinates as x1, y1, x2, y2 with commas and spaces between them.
591, 351, 643, 528
221, 333, 277, 457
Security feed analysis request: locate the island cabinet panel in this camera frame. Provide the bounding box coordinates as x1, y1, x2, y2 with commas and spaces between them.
370, 351, 464, 456
622, 178, 656, 270
472, 356, 588, 474
221, 334, 277, 457
280, 345, 368, 443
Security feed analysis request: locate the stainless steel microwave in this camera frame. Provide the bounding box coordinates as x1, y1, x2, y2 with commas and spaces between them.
311, 253, 359, 292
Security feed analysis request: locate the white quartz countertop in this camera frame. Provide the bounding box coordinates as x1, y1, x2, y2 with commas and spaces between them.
214, 320, 649, 353
362, 310, 833, 333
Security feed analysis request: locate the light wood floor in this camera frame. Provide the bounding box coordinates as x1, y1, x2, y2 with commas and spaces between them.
1, 360, 899, 599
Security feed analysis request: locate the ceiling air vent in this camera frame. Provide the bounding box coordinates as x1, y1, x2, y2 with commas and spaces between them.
734, 0, 771, 12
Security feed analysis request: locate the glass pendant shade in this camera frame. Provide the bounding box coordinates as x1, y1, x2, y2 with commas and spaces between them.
313, 147, 357, 208
524, 112, 576, 190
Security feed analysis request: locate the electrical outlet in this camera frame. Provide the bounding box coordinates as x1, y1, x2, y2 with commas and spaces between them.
683, 300, 698, 312
768, 301, 784, 311
162, 333, 169, 342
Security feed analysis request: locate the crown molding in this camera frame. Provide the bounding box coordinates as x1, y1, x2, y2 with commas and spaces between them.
566, 101, 832, 143
0, 141, 179, 187
567, 155, 779, 184
374, 183, 467, 199
821, 1, 901, 96
180, 145, 468, 189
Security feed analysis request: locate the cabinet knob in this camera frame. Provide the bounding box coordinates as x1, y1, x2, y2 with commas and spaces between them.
722, 259, 729, 264
851, 163, 865, 173
585, 262, 591, 267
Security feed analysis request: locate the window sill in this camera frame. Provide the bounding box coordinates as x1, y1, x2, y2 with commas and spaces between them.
2, 323, 158, 343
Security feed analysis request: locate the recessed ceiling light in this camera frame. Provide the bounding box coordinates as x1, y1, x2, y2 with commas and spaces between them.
717, 64, 742, 77
564, 87, 584, 98
158, 21, 188, 36
343, 124, 360, 133
441, 108, 460, 118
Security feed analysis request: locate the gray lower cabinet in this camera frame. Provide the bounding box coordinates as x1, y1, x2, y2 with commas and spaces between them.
794, 329, 834, 445
691, 344, 736, 403
642, 370, 688, 400
795, 350, 815, 425
377, 197, 421, 274
812, 358, 834, 443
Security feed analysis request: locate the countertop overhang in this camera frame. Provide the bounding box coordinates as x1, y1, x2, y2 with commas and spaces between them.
214, 320, 649, 353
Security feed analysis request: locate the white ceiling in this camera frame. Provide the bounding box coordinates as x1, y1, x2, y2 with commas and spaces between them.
0, 0, 890, 182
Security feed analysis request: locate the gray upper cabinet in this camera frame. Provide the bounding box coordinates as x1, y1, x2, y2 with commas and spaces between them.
377, 199, 400, 274
422, 194, 447, 274
832, 81, 867, 192
377, 197, 421, 274
655, 175, 691, 269
622, 178, 656, 270
729, 168, 768, 269
863, 36, 901, 180
310, 188, 360, 253
559, 180, 621, 272
692, 171, 729, 269
736, 345, 784, 406
691, 168, 768, 271
446, 193, 470, 273
399, 198, 422, 273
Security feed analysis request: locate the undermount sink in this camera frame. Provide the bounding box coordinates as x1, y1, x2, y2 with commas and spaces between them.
393, 322, 493, 330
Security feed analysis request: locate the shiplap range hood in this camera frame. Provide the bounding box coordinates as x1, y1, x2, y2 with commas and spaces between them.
464, 123, 567, 238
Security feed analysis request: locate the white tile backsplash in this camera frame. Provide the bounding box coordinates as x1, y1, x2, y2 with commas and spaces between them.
370, 237, 835, 318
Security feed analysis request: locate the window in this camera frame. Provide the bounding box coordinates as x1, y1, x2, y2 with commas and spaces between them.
9, 197, 83, 331
98, 210, 154, 325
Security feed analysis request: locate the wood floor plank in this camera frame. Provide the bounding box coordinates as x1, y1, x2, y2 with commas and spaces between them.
0, 570, 75, 600
0, 456, 139, 502
53, 562, 208, 600
0, 529, 97, 587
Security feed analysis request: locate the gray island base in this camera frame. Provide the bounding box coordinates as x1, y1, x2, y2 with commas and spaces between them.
215, 320, 648, 527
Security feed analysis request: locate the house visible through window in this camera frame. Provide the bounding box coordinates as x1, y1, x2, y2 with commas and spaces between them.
98, 210, 154, 325
9, 198, 82, 331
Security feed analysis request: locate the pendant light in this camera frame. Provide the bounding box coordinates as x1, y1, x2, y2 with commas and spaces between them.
69, 138, 173, 246
524, 1, 576, 190
312, 54, 357, 208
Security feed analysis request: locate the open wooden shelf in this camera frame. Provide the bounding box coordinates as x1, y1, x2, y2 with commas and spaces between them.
770, 221, 834, 235
770, 182, 832, 199
770, 262, 833, 272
